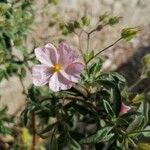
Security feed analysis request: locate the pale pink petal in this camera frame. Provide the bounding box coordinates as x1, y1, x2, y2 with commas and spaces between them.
57, 42, 79, 65
32, 65, 52, 86
59, 62, 84, 83
35, 43, 58, 66
45, 43, 58, 64
49, 72, 73, 92
119, 102, 131, 115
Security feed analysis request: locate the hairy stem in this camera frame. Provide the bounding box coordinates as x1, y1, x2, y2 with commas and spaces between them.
31, 112, 36, 150
86, 29, 96, 51
87, 37, 122, 64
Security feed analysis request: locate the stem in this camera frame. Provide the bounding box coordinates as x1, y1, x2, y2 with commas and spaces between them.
87, 29, 97, 51
128, 129, 150, 135
61, 95, 97, 112
87, 37, 122, 64
18, 77, 27, 96
73, 30, 85, 64
19, 74, 36, 149
31, 112, 36, 150
87, 33, 90, 51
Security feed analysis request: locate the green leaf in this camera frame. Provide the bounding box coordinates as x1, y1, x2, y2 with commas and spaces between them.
37, 123, 56, 135
73, 104, 94, 115
28, 85, 40, 102
142, 126, 150, 137
45, 134, 58, 150
143, 54, 150, 68
103, 100, 116, 119
70, 137, 81, 150
126, 115, 145, 133
87, 58, 103, 79
138, 101, 149, 126
21, 108, 29, 126
138, 142, 150, 150
80, 126, 113, 144
61, 25, 69, 36
98, 75, 122, 116
0, 69, 8, 81
66, 23, 74, 32
132, 93, 145, 104
111, 72, 126, 83
98, 79, 115, 88
112, 83, 122, 116
0, 50, 7, 64
126, 101, 149, 134
19, 67, 26, 79
84, 51, 94, 63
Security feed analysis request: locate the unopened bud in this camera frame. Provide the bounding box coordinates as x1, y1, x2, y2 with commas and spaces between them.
96, 25, 103, 31
121, 27, 139, 41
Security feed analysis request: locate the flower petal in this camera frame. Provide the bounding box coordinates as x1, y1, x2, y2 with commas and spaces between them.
35, 43, 58, 66
60, 62, 84, 83
119, 102, 131, 115
58, 42, 79, 65
32, 65, 52, 86
45, 43, 58, 64
49, 72, 73, 92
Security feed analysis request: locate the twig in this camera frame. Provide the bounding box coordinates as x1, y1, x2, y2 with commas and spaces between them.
128, 129, 150, 135
87, 28, 97, 51
61, 95, 97, 112
87, 37, 122, 64
73, 29, 86, 64
31, 112, 36, 150
18, 77, 27, 96
18, 71, 36, 150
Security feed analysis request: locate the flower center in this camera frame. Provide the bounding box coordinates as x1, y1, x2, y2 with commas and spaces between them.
53, 64, 62, 72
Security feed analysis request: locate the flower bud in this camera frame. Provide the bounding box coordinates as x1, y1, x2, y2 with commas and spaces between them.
108, 16, 122, 26
121, 27, 139, 41
81, 16, 90, 26
96, 25, 103, 31
143, 54, 150, 68
119, 102, 131, 115
74, 20, 82, 28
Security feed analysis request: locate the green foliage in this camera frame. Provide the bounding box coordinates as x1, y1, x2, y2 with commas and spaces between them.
48, 0, 59, 5
0, 106, 13, 135
143, 54, 150, 77
0, 0, 33, 65
83, 51, 94, 63
80, 126, 113, 144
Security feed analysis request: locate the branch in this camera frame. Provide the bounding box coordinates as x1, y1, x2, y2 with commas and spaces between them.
87, 37, 122, 64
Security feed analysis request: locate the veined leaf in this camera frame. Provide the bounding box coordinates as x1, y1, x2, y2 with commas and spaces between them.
126, 115, 145, 133
70, 137, 81, 150
112, 84, 121, 116
80, 126, 113, 144
103, 100, 116, 119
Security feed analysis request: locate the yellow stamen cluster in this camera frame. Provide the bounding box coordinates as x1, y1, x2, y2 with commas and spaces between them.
53, 64, 62, 72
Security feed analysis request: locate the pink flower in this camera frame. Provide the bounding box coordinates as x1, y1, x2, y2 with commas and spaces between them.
32, 42, 85, 92
119, 102, 131, 115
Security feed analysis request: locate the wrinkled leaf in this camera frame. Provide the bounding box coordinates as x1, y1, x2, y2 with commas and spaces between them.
80, 126, 113, 144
